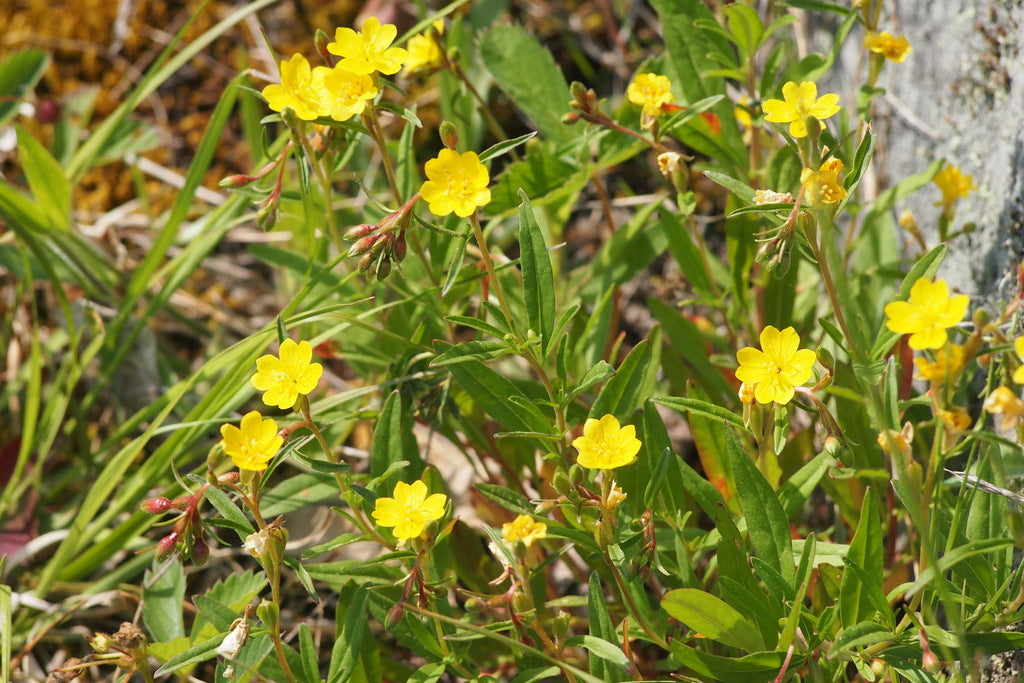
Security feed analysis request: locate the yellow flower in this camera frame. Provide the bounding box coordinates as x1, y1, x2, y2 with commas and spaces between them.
984, 386, 1024, 431
863, 30, 912, 63
220, 411, 283, 472
914, 344, 966, 382
734, 326, 817, 405
933, 164, 975, 218
734, 96, 753, 128
419, 148, 491, 217
762, 81, 840, 138
318, 65, 378, 121
405, 20, 445, 74
937, 408, 971, 433
372, 480, 447, 542
605, 484, 627, 510
801, 158, 847, 206
327, 17, 408, 76
572, 414, 641, 470
251, 339, 324, 410
884, 278, 969, 351
261, 54, 326, 121
627, 73, 675, 119
501, 514, 547, 547
1013, 337, 1024, 384
877, 422, 913, 457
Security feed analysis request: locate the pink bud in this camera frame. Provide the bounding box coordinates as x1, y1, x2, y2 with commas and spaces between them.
35, 99, 61, 124
141, 497, 173, 514
344, 224, 378, 241
156, 533, 179, 560
348, 234, 380, 258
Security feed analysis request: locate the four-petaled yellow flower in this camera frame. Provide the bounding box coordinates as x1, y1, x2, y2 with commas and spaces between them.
933, 164, 975, 218
372, 480, 447, 542
884, 278, 969, 350
1014, 337, 1024, 384
220, 411, 283, 472
251, 339, 324, 410
261, 54, 326, 121
863, 30, 912, 63
627, 73, 675, 119
420, 149, 491, 217
572, 414, 641, 470
762, 81, 840, 138
405, 20, 445, 74
328, 17, 408, 76
320, 66, 378, 121
735, 326, 817, 405
801, 158, 847, 206
984, 386, 1024, 431
914, 344, 966, 382
501, 514, 547, 548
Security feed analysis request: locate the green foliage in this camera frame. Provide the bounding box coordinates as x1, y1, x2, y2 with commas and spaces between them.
4, 1, 1023, 681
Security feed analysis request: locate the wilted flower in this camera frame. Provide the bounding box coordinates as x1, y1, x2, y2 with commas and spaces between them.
801, 158, 847, 206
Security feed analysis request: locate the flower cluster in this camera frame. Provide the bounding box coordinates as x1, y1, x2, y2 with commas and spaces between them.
261, 17, 406, 122
735, 326, 817, 405
884, 278, 969, 350
863, 30, 912, 63
762, 80, 840, 139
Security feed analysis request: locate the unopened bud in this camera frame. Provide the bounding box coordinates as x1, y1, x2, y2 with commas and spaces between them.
570, 81, 587, 101
358, 253, 375, 273
562, 112, 580, 125
552, 610, 571, 643
192, 536, 210, 566
156, 532, 178, 560
219, 174, 253, 188
385, 604, 404, 629
256, 203, 277, 231
90, 632, 113, 654
823, 435, 841, 457
35, 98, 61, 124
141, 497, 173, 514
922, 650, 940, 673
314, 29, 333, 65
439, 121, 458, 150
972, 307, 991, 329
464, 597, 485, 613
393, 234, 407, 262
552, 469, 570, 496
347, 234, 380, 258
375, 257, 392, 280
344, 223, 377, 241
870, 659, 888, 676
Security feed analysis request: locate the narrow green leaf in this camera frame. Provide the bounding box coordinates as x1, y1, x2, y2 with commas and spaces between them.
328, 583, 370, 683
591, 340, 653, 420
430, 340, 511, 366
662, 588, 766, 652
479, 131, 537, 163
371, 390, 422, 490
565, 635, 631, 671
840, 489, 884, 628
204, 485, 255, 537
653, 396, 745, 428
153, 634, 224, 676
518, 191, 556, 355
703, 170, 757, 204
587, 573, 619, 681
0, 49, 49, 126
666, 641, 789, 683
475, 483, 534, 516
16, 127, 70, 231
479, 25, 572, 144
727, 428, 795, 587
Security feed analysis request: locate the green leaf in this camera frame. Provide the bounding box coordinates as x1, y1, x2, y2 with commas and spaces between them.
142, 560, 186, 642
667, 641, 790, 683
328, 584, 370, 683
662, 589, 766, 652
653, 396, 745, 429
479, 131, 537, 163
591, 340, 653, 420
153, 634, 224, 676
16, 127, 71, 231
0, 49, 49, 126
564, 635, 630, 671
431, 340, 512, 367
518, 191, 557, 355
371, 390, 422, 490
649, 298, 734, 401
204, 485, 255, 537
586, 573, 622, 681
727, 429, 795, 587
704, 170, 757, 204
479, 25, 572, 144
840, 488, 886, 628
408, 663, 447, 683
828, 622, 894, 656
475, 483, 534, 516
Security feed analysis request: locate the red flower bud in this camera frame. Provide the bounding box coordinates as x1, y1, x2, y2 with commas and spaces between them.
156, 532, 179, 560
35, 99, 61, 124
192, 536, 210, 566
141, 497, 173, 514
344, 224, 378, 241
347, 234, 380, 258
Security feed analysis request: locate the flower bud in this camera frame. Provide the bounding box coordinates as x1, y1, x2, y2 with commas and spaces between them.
552, 468, 570, 496
464, 597, 485, 613
570, 81, 588, 101
358, 253, 375, 273
219, 174, 254, 188
439, 121, 458, 150
141, 497, 173, 514
347, 234, 380, 258
90, 632, 113, 653
192, 536, 210, 566
375, 257, 392, 280
385, 604, 404, 629
393, 234, 407, 262
156, 532, 179, 560
562, 112, 580, 125
314, 29, 333, 65
35, 98, 61, 124
256, 203, 277, 231
344, 223, 378, 241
